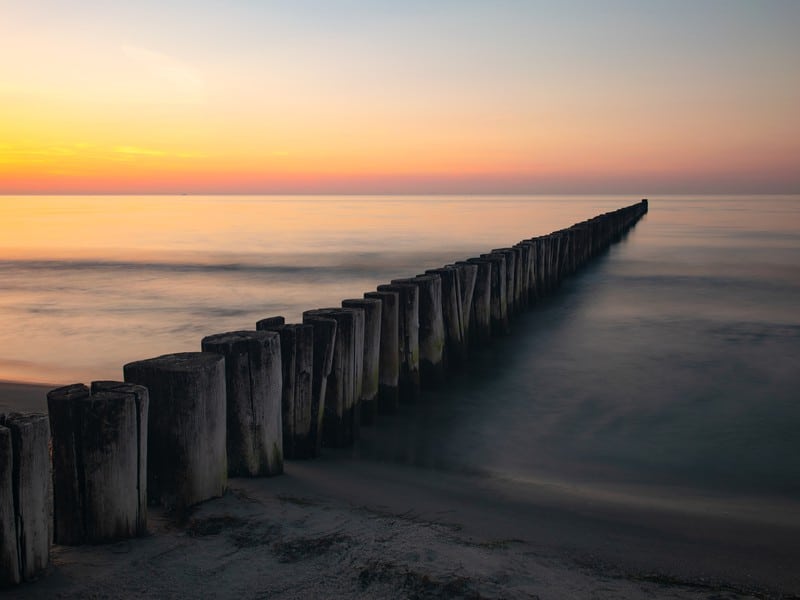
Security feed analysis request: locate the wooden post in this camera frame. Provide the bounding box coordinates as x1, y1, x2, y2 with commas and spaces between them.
303, 308, 356, 447
479, 253, 509, 335
512, 243, 528, 308
561, 231, 570, 279
512, 246, 524, 311
255, 321, 295, 461
465, 258, 492, 343
342, 298, 382, 426
124, 352, 227, 510
47, 382, 147, 545
0, 413, 50, 582
201, 330, 283, 474
452, 262, 478, 346
492, 248, 518, 317
377, 283, 420, 403
293, 324, 313, 455
541, 235, 554, 294
301, 312, 337, 456
392, 274, 445, 388
255, 319, 315, 459
342, 306, 365, 440
491, 249, 513, 316
0, 416, 20, 586
532, 236, 546, 297
364, 290, 400, 414
516, 241, 537, 305
426, 266, 467, 368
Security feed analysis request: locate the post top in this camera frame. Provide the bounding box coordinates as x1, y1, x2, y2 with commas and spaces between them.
124, 351, 224, 374
342, 297, 381, 308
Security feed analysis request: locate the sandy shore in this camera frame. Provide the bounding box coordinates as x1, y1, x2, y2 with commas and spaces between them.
0, 380, 53, 414
2, 380, 799, 599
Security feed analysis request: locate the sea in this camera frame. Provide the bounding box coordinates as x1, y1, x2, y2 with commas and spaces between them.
1, 194, 799, 519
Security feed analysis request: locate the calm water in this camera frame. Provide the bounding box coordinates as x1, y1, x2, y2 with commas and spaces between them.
1, 194, 799, 507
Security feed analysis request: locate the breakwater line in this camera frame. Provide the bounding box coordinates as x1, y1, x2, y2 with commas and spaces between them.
1, 200, 647, 585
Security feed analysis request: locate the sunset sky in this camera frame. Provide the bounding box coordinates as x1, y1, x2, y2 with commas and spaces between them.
1, 0, 798, 194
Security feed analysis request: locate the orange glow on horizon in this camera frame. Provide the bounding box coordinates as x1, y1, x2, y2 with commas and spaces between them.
1, 2, 798, 194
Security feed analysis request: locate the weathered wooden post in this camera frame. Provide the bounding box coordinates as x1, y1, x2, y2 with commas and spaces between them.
541, 235, 554, 294
393, 274, 445, 387
492, 248, 519, 317
452, 261, 477, 345
377, 282, 420, 403
201, 330, 283, 474
532, 236, 546, 297
464, 258, 492, 343
479, 253, 509, 335
124, 352, 226, 509
513, 246, 524, 310
520, 239, 538, 303
255, 318, 315, 460
254, 318, 294, 461
303, 308, 356, 447
364, 290, 400, 414
342, 306, 365, 439
547, 233, 558, 288
0, 413, 49, 583
516, 241, 537, 305
0, 418, 18, 586
559, 230, 571, 278
426, 266, 467, 368
342, 298, 382, 425
550, 233, 563, 289
46, 382, 147, 545
301, 313, 337, 456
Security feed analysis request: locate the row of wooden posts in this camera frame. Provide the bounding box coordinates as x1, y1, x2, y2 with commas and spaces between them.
1, 200, 648, 585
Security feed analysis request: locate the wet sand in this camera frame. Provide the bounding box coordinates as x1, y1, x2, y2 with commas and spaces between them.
3, 380, 799, 598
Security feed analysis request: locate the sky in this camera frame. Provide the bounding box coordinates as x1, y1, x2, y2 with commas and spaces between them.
1, 0, 799, 194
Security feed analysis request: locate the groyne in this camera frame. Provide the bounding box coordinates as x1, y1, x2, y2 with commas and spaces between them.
0, 199, 647, 585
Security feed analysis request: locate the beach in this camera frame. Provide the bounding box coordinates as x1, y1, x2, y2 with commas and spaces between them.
2, 195, 799, 598
3, 374, 799, 598
4, 1, 799, 595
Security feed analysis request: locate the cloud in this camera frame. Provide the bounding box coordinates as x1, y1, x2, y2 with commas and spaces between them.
114, 146, 167, 156
112, 146, 207, 159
